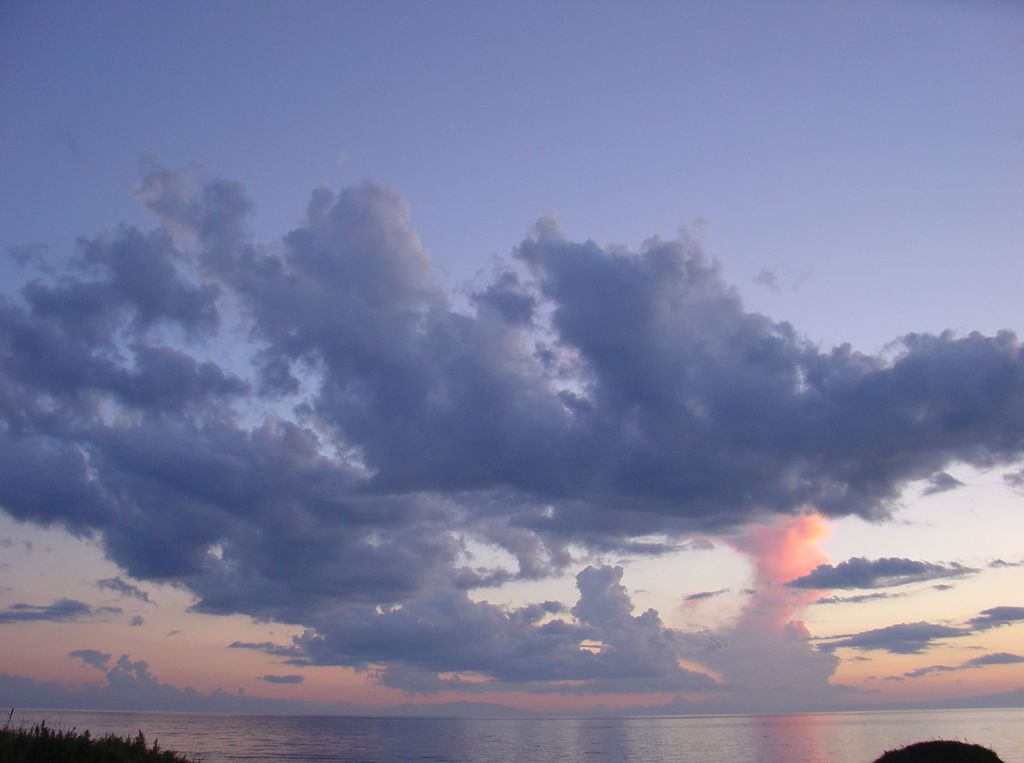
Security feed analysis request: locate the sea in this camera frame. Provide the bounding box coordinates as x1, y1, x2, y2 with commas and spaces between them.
6, 707, 1023, 762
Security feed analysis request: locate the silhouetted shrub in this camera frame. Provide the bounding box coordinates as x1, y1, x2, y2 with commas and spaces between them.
873, 739, 1004, 762
0, 723, 196, 762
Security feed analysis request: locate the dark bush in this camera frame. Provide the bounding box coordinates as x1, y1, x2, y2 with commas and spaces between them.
873, 739, 1004, 762
0, 723, 196, 762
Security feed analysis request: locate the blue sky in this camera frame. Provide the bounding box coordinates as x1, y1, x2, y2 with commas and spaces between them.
1, 0, 1023, 715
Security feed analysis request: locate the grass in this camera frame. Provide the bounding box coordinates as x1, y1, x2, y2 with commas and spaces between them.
0, 722, 198, 762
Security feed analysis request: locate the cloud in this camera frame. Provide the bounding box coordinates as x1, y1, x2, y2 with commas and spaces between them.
752, 266, 810, 294
895, 652, 1024, 680
0, 654, 347, 714
989, 558, 1024, 569
814, 592, 903, 605
69, 648, 112, 671
683, 588, 729, 603
892, 664, 955, 680
821, 605, 1024, 659
0, 598, 116, 624
1003, 467, 1024, 492
230, 641, 300, 656
922, 471, 965, 496
97, 576, 152, 603
259, 674, 304, 684
296, 565, 716, 695
818, 622, 969, 654
129, 615, 145, 626
787, 557, 977, 590
965, 652, 1024, 667
4, 167, 1024, 696
968, 606, 1024, 630
6, 243, 50, 271
753, 267, 781, 293
706, 516, 845, 711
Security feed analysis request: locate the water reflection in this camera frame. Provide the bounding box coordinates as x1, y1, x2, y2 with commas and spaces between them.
9, 707, 1023, 762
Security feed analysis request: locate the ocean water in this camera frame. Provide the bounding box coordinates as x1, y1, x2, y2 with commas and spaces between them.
6, 707, 1023, 762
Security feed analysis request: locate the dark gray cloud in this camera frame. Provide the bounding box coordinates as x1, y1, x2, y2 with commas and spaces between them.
1003, 467, 1024, 492
922, 471, 964, 496
968, 606, 1024, 630
787, 557, 977, 590
97, 576, 151, 603
989, 558, 1024, 569
894, 652, 1024, 680
965, 652, 1024, 667
229, 641, 303, 658
470, 270, 537, 326
891, 664, 953, 680
0, 598, 115, 624
818, 622, 969, 654
4, 167, 1024, 693
259, 674, 304, 684
818, 604, 1024, 656
0, 653, 345, 714
69, 648, 112, 670
296, 565, 715, 695
683, 588, 730, 603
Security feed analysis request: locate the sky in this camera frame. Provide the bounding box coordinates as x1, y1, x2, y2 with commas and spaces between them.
1, 0, 1023, 716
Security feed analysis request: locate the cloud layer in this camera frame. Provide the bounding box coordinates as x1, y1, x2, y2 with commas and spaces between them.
895, 652, 1024, 681
0, 598, 119, 624
817, 604, 1024, 656
3, 168, 1024, 693
788, 557, 977, 590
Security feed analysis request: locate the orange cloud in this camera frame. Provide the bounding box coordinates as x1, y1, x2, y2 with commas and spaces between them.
730, 513, 832, 630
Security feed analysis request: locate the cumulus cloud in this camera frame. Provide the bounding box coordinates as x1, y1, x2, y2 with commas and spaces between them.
296, 565, 715, 695
787, 557, 977, 590
4, 167, 1024, 695
704, 516, 846, 712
